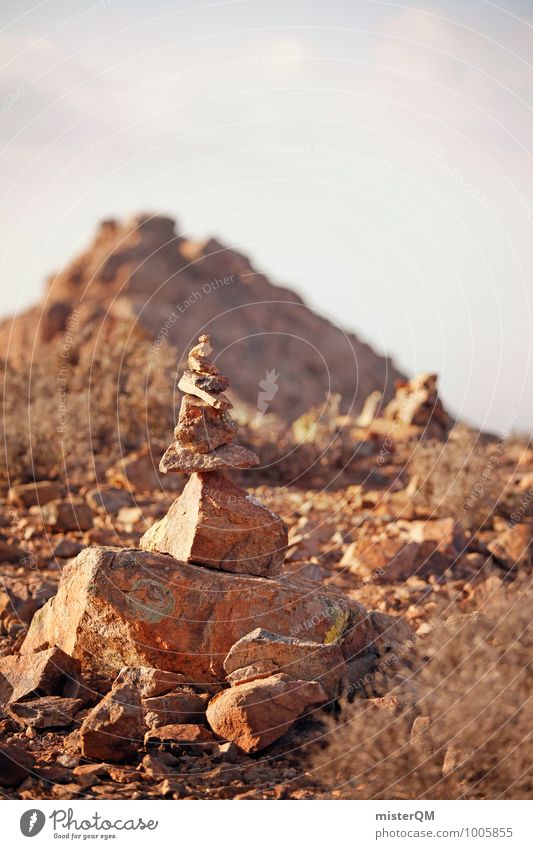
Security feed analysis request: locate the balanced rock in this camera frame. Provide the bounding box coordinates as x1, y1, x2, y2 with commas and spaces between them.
223, 628, 347, 700
21, 547, 368, 684
141, 472, 287, 576
160, 441, 259, 473
174, 395, 237, 453
206, 673, 327, 753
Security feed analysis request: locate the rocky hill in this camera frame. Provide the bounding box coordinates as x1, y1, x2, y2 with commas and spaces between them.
0, 214, 403, 420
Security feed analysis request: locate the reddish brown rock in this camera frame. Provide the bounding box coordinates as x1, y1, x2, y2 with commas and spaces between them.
224, 628, 346, 699
80, 682, 145, 762
141, 471, 287, 576
0, 575, 55, 629
6, 696, 83, 729
143, 689, 209, 727
21, 546, 363, 684
41, 497, 93, 532
174, 395, 237, 453
114, 666, 188, 698
9, 481, 62, 509
0, 743, 35, 787
0, 646, 81, 705
178, 371, 232, 409
159, 442, 259, 473
488, 522, 533, 570
144, 723, 217, 749
187, 334, 219, 375
206, 673, 327, 753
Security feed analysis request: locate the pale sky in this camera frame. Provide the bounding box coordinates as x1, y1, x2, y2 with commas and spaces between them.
1, 0, 532, 433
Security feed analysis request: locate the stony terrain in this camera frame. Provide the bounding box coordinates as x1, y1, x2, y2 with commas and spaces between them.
1, 352, 532, 800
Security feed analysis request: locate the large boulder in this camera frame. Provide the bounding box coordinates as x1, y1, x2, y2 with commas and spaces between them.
21, 546, 372, 685
140, 472, 288, 577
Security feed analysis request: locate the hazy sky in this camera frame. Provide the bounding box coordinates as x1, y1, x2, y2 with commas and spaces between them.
1, 0, 532, 433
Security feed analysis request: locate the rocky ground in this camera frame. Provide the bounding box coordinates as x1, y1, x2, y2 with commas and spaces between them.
1, 370, 532, 800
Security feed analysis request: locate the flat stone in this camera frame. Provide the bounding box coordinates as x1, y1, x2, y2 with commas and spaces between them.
6, 696, 83, 729
223, 628, 347, 699
143, 689, 209, 727
140, 472, 287, 577
174, 394, 237, 453
86, 487, 134, 515
114, 666, 188, 698
178, 371, 232, 409
21, 546, 364, 685
206, 673, 327, 753
144, 723, 217, 749
159, 442, 259, 473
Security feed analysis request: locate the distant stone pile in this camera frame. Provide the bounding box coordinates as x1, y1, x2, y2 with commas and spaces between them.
384, 372, 450, 438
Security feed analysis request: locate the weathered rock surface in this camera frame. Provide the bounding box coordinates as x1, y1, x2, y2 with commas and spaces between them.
41, 497, 94, 531
0, 743, 35, 787
144, 723, 217, 749
177, 371, 232, 409
21, 547, 368, 684
224, 628, 346, 699
9, 481, 62, 509
206, 673, 327, 753
86, 487, 134, 515
80, 682, 145, 762
159, 442, 259, 473
174, 395, 237, 453
143, 689, 209, 727
0, 646, 81, 705
0, 576, 55, 629
114, 666, 188, 698
141, 472, 287, 577
488, 522, 533, 570
6, 695, 83, 729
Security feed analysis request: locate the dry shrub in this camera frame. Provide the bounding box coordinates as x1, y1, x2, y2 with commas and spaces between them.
407, 424, 512, 530
312, 582, 533, 799
0, 321, 177, 486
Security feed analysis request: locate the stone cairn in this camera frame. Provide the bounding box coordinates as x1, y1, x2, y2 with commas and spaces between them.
17, 335, 401, 758
140, 334, 288, 576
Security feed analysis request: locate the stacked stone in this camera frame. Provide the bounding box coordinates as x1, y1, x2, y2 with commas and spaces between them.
141, 335, 288, 577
